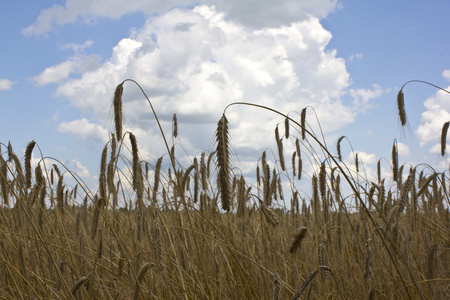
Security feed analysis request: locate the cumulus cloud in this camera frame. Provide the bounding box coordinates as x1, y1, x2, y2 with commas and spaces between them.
0, 79, 16, 90
342, 150, 378, 182
58, 118, 109, 143
23, 0, 338, 37
32, 60, 78, 86
210, 0, 338, 28
443, 70, 450, 80
24, 3, 389, 183
69, 159, 92, 178
31, 53, 101, 86
46, 5, 362, 158
350, 84, 386, 113
397, 142, 411, 157
416, 70, 450, 150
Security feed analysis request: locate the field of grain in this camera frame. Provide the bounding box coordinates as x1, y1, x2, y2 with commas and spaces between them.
0, 80, 448, 299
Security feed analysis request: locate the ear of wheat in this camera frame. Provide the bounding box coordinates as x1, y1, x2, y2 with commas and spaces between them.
113, 83, 124, 141
24, 140, 36, 189
440, 121, 449, 156
290, 227, 307, 254
216, 114, 231, 211
301, 107, 307, 140
172, 113, 178, 138
397, 89, 407, 127
337, 136, 345, 161
392, 141, 399, 182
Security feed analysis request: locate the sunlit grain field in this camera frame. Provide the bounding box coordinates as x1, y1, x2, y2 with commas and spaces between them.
0, 80, 448, 299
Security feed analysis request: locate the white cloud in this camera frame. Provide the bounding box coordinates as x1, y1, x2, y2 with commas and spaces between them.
24, 4, 394, 185
397, 142, 411, 157
416, 73, 450, 149
0, 79, 16, 90
350, 84, 386, 113
70, 159, 92, 178
353, 151, 377, 165
31, 54, 101, 86
443, 69, 450, 81
212, 0, 338, 28
349, 53, 363, 62
58, 118, 109, 143
343, 151, 378, 182
61, 40, 94, 52
32, 60, 77, 86
23, 0, 338, 37
48, 6, 359, 159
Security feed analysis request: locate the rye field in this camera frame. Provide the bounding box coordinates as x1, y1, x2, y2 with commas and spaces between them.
0, 80, 448, 299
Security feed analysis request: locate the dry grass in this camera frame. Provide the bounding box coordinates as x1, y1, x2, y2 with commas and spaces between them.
0, 80, 449, 299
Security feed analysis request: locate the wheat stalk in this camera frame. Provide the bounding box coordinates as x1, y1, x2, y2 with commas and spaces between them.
272, 271, 282, 300
91, 194, 103, 240
0, 156, 10, 206
440, 121, 449, 156
397, 80, 450, 128
133, 262, 153, 300
271, 169, 278, 201
397, 89, 407, 127
24, 140, 35, 189
152, 216, 163, 270
193, 158, 199, 203
277, 177, 284, 201
216, 115, 231, 211
182, 163, 195, 191
291, 266, 340, 300
377, 159, 381, 184
300, 107, 306, 140
319, 162, 326, 200
337, 136, 345, 161
9, 145, 24, 187
71, 276, 90, 296
295, 139, 302, 180
290, 227, 307, 254
260, 201, 279, 226
312, 175, 321, 226
200, 152, 208, 191
275, 126, 286, 171
364, 237, 372, 280
284, 117, 290, 139
113, 83, 124, 141
99, 145, 108, 203
56, 174, 64, 213
333, 173, 341, 205
291, 151, 296, 178
392, 141, 399, 182
107, 135, 116, 193
264, 164, 271, 206
417, 173, 436, 198
129, 133, 143, 203
318, 237, 328, 267
152, 156, 163, 202
297, 154, 302, 180
237, 176, 246, 218
172, 113, 178, 138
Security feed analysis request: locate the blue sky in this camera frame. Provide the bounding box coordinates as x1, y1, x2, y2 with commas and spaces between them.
1, 0, 450, 195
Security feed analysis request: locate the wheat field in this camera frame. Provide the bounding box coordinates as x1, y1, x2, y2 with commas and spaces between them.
0, 79, 448, 299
